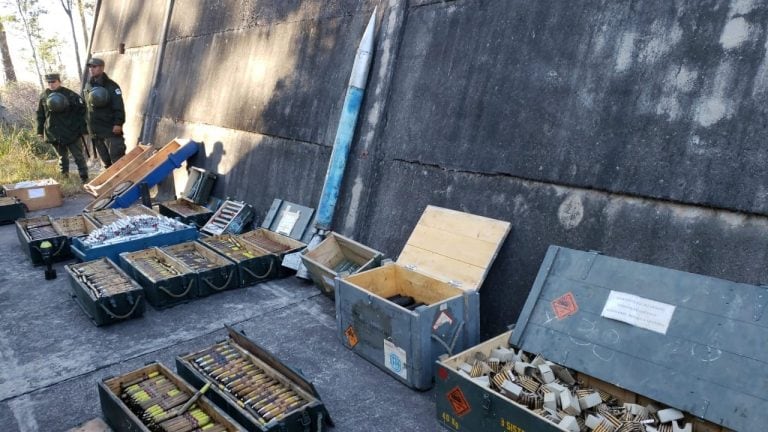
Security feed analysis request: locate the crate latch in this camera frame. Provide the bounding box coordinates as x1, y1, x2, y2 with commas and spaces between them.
298, 410, 311, 432
482, 392, 492, 412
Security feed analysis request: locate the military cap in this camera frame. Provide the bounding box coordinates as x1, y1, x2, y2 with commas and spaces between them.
44, 73, 60, 82
87, 57, 105, 66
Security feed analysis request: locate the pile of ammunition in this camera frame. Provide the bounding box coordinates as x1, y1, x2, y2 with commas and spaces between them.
190, 341, 308, 425
454, 348, 692, 432
52, 216, 88, 237
130, 255, 183, 281
165, 244, 220, 271
239, 230, 291, 253
387, 294, 425, 311
120, 370, 228, 432
202, 201, 248, 235
82, 215, 188, 247
333, 259, 360, 275
71, 260, 136, 299
202, 236, 263, 262
24, 221, 59, 240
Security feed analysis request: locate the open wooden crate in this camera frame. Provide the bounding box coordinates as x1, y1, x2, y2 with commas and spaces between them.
300, 232, 383, 297
51, 214, 98, 239
84, 144, 154, 197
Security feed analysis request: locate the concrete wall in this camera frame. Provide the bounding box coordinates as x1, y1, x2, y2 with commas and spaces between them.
92, 0, 768, 337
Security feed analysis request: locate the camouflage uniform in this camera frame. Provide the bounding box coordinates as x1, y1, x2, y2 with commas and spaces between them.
36, 86, 89, 181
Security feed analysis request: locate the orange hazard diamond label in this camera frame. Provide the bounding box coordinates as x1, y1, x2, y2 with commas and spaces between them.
552, 292, 579, 320
447, 386, 471, 417
344, 325, 359, 348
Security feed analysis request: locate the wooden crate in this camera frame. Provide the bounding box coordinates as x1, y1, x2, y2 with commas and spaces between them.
99, 362, 244, 432
336, 205, 511, 390
300, 232, 383, 298
119, 247, 198, 309
51, 214, 98, 239
83, 144, 154, 197
175, 326, 332, 432
162, 241, 239, 296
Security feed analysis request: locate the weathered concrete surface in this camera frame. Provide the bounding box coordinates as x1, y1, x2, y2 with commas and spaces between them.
89, 0, 768, 341
0, 197, 439, 431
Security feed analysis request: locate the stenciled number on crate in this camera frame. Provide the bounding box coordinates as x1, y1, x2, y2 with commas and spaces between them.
499, 417, 525, 432
440, 412, 461, 430
446, 386, 471, 417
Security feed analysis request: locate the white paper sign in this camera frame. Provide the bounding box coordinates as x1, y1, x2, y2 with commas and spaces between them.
27, 188, 46, 199
383, 339, 408, 379
276, 208, 300, 236
601, 291, 676, 335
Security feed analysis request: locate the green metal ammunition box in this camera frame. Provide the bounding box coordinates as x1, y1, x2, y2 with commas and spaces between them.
175, 326, 333, 432
162, 241, 239, 296
99, 362, 245, 432
0, 196, 25, 224
434, 246, 764, 432
158, 198, 214, 227
66, 258, 145, 326
15, 215, 70, 265
119, 247, 198, 309
199, 234, 280, 287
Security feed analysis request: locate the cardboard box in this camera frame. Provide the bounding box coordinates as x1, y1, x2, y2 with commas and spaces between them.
434, 246, 757, 432
336, 205, 511, 390
3, 179, 62, 211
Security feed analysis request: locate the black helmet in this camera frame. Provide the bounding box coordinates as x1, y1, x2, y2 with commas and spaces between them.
88, 86, 109, 108
46, 92, 69, 113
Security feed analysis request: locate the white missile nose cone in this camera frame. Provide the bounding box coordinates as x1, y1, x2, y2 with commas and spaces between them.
349, 8, 377, 89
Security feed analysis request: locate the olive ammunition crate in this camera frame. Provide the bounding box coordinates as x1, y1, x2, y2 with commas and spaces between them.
158, 198, 215, 227
200, 200, 254, 236
434, 246, 763, 432
66, 258, 145, 326
237, 228, 307, 278
119, 248, 198, 309
99, 362, 245, 432
0, 196, 25, 224
300, 232, 383, 298
70, 219, 199, 263
15, 215, 71, 265
162, 241, 239, 296
84, 143, 154, 197
199, 234, 283, 287
51, 214, 98, 239
336, 205, 511, 390
117, 204, 160, 218
176, 326, 333, 432
85, 208, 125, 226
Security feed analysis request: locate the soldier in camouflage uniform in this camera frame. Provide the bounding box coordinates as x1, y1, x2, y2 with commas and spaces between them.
84, 57, 126, 168
36, 73, 89, 182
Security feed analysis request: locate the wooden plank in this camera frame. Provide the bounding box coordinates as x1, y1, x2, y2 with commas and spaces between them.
415, 205, 511, 244
397, 245, 487, 290
403, 224, 500, 268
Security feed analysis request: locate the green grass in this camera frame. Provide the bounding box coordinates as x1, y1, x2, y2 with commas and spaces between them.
0, 125, 85, 196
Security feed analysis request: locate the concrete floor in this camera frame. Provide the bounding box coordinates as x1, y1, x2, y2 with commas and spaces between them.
0, 195, 442, 431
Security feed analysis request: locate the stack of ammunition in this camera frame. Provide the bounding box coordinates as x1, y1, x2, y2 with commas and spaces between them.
120, 370, 228, 432
333, 259, 360, 275
132, 255, 183, 281
70, 260, 136, 298
82, 215, 188, 247
191, 342, 308, 425
238, 231, 291, 253
387, 294, 425, 311
52, 215, 88, 237
24, 221, 59, 240
165, 244, 220, 271
201, 236, 263, 262
453, 349, 692, 432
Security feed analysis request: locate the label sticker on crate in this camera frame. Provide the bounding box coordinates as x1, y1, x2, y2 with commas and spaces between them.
383, 339, 407, 379
276, 208, 300, 236
551, 291, 579, 320
432, 310, 454, 331
28, 188, 46, 198
345, 325, 359, 348
601, 290, 676, 335
446, 386, 471, 417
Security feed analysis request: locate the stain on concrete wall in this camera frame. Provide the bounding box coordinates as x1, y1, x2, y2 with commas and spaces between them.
91, 0, 768, 336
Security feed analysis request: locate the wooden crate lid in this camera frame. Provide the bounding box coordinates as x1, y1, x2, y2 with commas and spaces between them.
396, 205, 511, 291
510, 245, 768, 432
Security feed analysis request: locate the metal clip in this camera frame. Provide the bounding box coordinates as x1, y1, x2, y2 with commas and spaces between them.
482, 392, 492, 412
